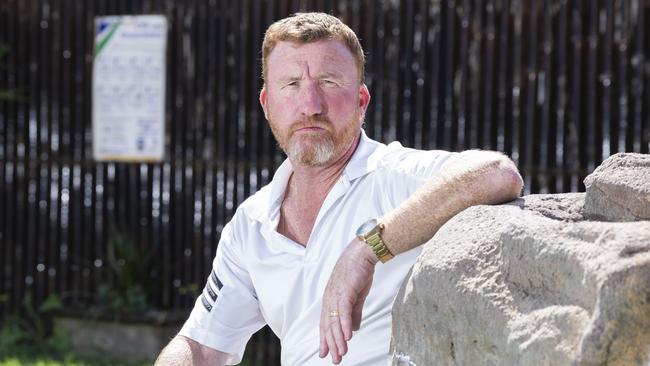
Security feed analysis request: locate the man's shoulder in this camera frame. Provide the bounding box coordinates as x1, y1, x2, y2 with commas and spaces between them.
369, 140, 454, 174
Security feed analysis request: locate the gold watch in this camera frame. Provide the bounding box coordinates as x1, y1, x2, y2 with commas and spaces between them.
356, 218, 394, 263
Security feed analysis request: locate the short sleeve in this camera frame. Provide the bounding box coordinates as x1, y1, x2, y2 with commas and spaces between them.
375, 142, 456, 208
178, 218, 266, 365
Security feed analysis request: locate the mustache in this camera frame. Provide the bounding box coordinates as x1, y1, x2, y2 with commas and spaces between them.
289, 116, 333, 133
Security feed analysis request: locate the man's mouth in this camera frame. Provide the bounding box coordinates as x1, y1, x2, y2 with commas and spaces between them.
295, 126, 326, 132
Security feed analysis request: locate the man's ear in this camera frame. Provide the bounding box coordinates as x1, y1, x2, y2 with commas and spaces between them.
358, 84, 371, 119
259, 86, 269, 119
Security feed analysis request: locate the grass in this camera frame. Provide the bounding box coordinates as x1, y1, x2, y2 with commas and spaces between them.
0, 309, 257, 366
0, 294, 155, 366
0, 341, 258, 366
0, 354, 256, 366
0, 346, 152, 366
0, 331, 151, 366
0, 357, 254, 366
0, 355, 149, 366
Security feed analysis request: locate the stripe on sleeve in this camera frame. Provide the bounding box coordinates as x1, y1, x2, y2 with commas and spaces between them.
206, 282, 218, 302
211, 270, 223, 290
201, 294, 213, 312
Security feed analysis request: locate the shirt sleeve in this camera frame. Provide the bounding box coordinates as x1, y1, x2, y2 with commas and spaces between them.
375, 141, 456, 209
178, 216, 266, 365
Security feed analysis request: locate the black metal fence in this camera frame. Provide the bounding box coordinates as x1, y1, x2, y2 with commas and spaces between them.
1, 0, 649, 363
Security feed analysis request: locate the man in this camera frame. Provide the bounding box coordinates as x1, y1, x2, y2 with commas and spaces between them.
156, 12, 522, 366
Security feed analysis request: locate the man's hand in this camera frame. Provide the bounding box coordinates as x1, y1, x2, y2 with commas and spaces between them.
319, 238, 378, 364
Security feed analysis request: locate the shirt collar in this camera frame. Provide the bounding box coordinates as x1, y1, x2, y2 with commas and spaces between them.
267, 129, 385, 212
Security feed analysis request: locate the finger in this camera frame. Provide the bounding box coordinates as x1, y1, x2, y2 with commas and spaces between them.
318, 334, 330, 358
339, 307, 353, 341
319, 328, 329, 358
319, 309, 330, 358
325, 327, 341, 364
330, 316, 348, 357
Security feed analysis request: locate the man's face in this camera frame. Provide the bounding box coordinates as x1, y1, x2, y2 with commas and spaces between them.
260, 40, 370, 167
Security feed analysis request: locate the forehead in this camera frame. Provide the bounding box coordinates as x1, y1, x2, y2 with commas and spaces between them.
266, 40, 357, 79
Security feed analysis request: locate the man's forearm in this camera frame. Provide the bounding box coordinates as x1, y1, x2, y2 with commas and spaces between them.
381, 150, 523, 256
155, 335, 230, 366
319, 151, 523, 363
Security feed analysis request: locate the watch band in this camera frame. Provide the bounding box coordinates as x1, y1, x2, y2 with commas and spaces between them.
358, 222, 394, 263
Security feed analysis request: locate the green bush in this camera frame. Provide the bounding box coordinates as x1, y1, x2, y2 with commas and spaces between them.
0, 294, 68, 358
0, 294, 148, 365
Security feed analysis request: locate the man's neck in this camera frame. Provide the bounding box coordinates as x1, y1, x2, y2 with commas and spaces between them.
277, 133, 361, 245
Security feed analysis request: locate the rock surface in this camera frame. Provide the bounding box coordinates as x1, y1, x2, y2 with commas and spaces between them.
391, 187, 650, 365
584, 153, 650, 222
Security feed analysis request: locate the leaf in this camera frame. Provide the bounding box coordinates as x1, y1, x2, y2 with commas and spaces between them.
39, 294, 63, 313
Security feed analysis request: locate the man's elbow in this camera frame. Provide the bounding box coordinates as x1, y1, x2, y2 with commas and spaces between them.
482, 152, 523, 202
455, 150, 524, 203
495, 158, 524, 201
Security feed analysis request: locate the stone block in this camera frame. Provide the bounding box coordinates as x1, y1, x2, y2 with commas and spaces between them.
584, 153, 650, 222
390, 193, 650, 365
54, 315, 182, 363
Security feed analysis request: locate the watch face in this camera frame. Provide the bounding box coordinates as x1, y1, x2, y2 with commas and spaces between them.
355, 218, 378, 237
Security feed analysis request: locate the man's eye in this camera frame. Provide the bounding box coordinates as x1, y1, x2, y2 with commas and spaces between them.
286, 81, 299, 87
322, 79, 337, 86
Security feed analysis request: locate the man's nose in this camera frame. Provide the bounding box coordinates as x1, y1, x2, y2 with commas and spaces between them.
300, 83, 325, 116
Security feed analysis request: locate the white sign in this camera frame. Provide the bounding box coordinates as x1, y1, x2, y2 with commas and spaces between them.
92, 15, 167, 162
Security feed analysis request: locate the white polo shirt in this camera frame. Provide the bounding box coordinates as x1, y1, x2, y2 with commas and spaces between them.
179, 131, 453, 365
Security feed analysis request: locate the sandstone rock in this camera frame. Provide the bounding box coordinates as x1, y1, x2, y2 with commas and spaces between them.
584, 153, 650, 222
390, 194, 650, 366
507, 192, 585, 222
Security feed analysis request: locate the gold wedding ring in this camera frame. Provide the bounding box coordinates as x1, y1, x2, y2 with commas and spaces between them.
328, 310, 339, 317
